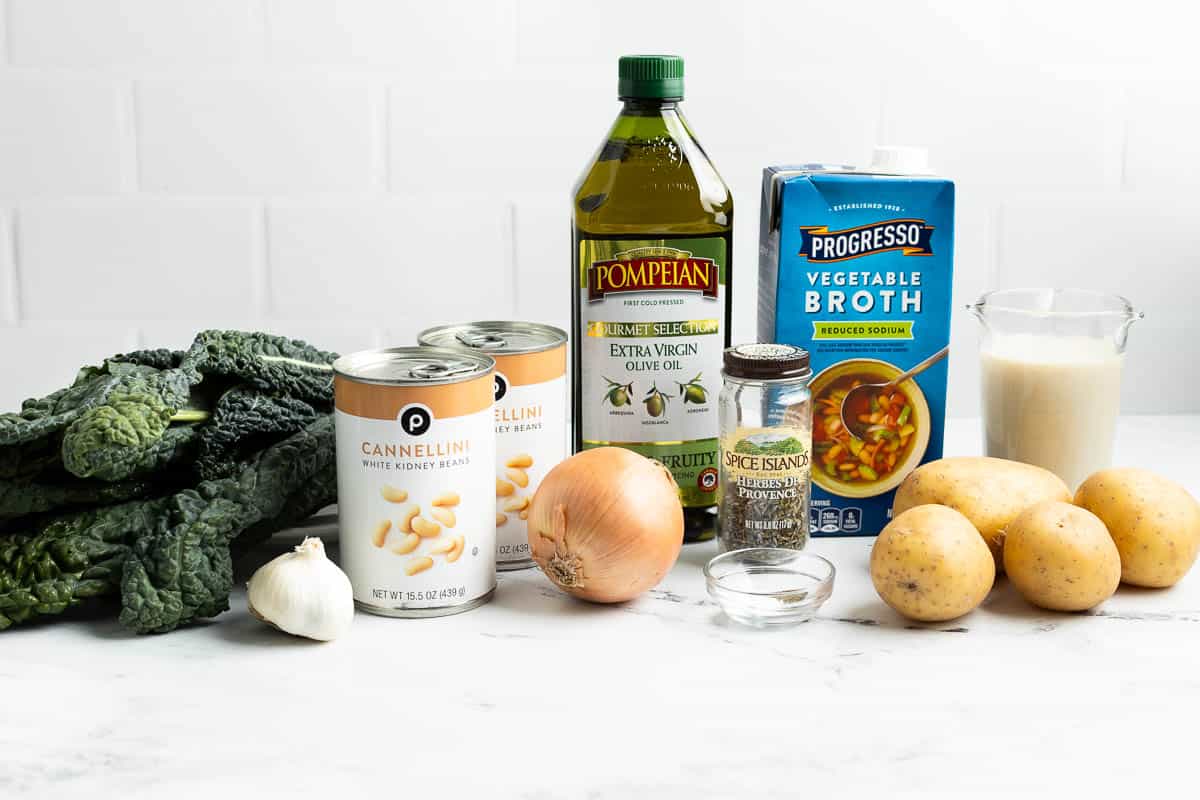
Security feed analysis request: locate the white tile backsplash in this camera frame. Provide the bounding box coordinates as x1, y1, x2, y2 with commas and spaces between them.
0, 78, 125, 196
17, 201, 260, 320
882, 73, 1121, 190
266, 0, 513, 73
0, 2, 1195, 414
513, 0, 745, 82
512, 194, 568, 334
137, 79, 376, 194
9, 0, 265, 68
266, 198, 512, 330
1124, 80, 1200, 190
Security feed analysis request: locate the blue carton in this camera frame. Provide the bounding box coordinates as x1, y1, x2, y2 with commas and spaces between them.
758, 160, 955, 536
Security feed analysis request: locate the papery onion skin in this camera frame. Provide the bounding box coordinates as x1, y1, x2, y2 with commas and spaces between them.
527, 447, 683, 603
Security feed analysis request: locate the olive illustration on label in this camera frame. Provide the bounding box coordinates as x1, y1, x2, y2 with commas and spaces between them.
643, 383, 670, 417
675, 372, 708, 405
603, 376, 634, 407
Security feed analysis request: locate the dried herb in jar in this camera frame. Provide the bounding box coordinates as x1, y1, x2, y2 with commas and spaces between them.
718, 344, 812, 551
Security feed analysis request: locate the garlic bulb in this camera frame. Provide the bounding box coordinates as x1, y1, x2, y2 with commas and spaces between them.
246, 537, 354, 641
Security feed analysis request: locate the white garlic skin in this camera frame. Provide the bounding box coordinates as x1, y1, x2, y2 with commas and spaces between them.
246, 537, 354, 642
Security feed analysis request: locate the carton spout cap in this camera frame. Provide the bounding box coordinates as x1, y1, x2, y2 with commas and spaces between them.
868, 145, 932, 175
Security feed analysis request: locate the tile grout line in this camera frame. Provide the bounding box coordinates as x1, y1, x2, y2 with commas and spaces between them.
123, 81, 140, 193
2, 0, 12, 66
991, 203, 1004, 286
255, 201, 272, 320
257, 0, 271, 63
381, 81, 392, 192
1116, 83, 1130, 191
375, 81, 388, 193
5, 206, 20, 324
875, 78, 888, 145
507, 201, 519, 316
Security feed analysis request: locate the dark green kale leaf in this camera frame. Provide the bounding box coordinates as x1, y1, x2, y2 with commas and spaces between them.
60, 390, 207, 482
108, 349, 186, 371
61, 391, 174, 479
0, 416, 335, 633
0, 435, 59, 481
119, 415, 336, 634
0, 368, 141, 448
0, 499, 165, 629
194, 387, 322, 480
0, 474, 155, 520
184, 330, 337, 403
0, 361, 197, 449
91, 424, 201, 482
232, 462, 336, 560
118, 492, 240, 633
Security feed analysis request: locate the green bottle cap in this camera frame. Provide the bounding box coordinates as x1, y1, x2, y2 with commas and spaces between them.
618, 55, 684, 100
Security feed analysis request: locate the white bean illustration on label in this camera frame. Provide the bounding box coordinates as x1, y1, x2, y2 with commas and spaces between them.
372, 520, 391, 548
503, 495, 530, 513
431, 492, 460, 507
405, 556, 434, 576
380, 485, 409, 503
397, 504, 420, 534
391, 533, 420, 555
411, 516, 441, 539
506, 454, 533, 468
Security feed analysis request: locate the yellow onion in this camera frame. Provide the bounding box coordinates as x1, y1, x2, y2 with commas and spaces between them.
527, 447, 683, 603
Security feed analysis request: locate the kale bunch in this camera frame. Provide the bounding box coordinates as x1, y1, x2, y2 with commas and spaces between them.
0, 331, 340, 634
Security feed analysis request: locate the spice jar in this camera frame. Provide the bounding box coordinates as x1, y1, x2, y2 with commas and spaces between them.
718, 344, 813, 551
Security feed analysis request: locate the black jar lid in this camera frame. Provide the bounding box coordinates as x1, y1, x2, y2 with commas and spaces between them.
723, 343, 811, 380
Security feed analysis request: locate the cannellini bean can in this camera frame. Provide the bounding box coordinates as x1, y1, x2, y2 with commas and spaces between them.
333, 347, 496, 617
418, 322, 568, 570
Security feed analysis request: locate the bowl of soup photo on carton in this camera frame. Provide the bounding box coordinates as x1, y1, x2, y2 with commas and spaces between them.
810, 358, 931, 500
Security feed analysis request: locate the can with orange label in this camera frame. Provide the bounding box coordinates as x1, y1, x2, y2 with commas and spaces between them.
333, 347, 496, 617
418, 322, 568, 570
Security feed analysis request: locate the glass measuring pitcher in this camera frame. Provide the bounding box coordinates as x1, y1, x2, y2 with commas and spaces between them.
968, 289, 1142, 490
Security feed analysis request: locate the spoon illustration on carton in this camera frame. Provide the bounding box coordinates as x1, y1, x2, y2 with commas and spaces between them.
840, 346, 949, 440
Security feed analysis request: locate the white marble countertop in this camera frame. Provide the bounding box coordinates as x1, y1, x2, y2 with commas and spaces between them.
4, 417, 1199, 798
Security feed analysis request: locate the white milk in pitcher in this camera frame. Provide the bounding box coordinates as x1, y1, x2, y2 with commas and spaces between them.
981, 334, 1123, 490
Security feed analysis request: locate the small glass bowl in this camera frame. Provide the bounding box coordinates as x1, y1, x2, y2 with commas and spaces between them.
704, 548, 835, 628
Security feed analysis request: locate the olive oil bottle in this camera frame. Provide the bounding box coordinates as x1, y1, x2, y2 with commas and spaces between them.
572, 54, 733, 542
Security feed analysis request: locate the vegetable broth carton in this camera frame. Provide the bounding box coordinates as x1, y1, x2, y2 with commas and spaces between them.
758, 147, 954, 536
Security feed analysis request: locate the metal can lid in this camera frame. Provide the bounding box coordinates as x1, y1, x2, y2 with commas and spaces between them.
417, 321, 567, 356
723, 343, 811, 381
333, 346, 494, 387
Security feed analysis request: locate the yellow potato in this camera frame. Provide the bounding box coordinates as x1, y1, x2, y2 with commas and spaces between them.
871, 504, 995, 622
1003, 501, 1120, 611
892, 456, 1071, 569
1075, 468, 1200, 588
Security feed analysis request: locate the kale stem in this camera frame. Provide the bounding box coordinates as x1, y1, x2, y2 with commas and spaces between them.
171, 409, 211, 424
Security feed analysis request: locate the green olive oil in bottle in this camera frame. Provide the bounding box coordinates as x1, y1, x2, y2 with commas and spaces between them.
572, 54, 733, 543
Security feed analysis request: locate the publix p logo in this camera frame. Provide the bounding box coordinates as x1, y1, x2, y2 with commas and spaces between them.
398, 403, 433, 437
494, 372, 509, 403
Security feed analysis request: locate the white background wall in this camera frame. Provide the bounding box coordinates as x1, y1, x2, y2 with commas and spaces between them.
0, 0, 1196, 416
